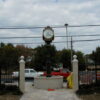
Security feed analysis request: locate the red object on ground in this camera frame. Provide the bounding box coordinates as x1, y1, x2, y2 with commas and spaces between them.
48, 89, 55, 91
43, 72, 70, 78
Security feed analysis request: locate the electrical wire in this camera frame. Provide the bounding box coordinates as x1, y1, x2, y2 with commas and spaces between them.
0, 34, 100, 39
69, 24, 100, 27
0, 24, 100, 29
73, 38, 100, 42
71, 34, 100, 37
1, 38, 100, 45
0, 36, 41, 39
54, 39, 100, 43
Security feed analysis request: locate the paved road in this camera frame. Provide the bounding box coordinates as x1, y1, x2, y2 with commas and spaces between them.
20, 82, 80, 100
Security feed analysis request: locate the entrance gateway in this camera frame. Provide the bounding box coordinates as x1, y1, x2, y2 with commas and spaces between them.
34, 26, 63, 89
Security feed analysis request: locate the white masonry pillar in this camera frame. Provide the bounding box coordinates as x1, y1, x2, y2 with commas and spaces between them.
72, 55, 79, 91
19, 56, 25, 93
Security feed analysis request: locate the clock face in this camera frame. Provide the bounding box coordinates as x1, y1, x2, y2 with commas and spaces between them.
43, 29, 54, 39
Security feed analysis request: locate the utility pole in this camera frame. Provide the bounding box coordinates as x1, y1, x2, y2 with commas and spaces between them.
95, 56, 97, 85
71, 36, 73, 70
65, 24, 68, 49
0, 66, 1, 86
93, 51, 97, 85
0, 43, 1, 86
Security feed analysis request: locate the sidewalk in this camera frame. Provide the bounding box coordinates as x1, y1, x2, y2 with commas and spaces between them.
20, 82, 80, 100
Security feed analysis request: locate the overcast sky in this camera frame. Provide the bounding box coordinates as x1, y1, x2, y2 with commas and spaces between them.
0, 0, 100, 54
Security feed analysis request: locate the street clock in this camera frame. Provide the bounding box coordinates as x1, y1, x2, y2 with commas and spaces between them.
43, 26, 54, 44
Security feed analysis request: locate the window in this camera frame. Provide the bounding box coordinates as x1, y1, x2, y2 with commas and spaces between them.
30, 70, 36, 73
25, 70, 29, 73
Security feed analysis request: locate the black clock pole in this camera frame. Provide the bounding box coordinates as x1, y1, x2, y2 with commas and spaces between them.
46, 43, 52, 77
43, 26, 54, 77
46, 60, 51, 77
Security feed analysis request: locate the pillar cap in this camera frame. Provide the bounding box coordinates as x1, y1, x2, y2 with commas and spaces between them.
73, 55, 77, 59
19, 56, 25, 63
73, 55, 78, 62
20, 56, 24, 60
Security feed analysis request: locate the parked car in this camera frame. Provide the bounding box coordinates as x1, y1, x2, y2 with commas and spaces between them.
12, 68, 43, 78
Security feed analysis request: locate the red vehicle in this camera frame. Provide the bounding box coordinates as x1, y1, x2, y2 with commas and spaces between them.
43, 70, 70, 78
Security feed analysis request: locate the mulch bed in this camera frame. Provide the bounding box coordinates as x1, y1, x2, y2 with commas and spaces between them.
0, 84, 23, 95
76, 83, 100, 95
0, 95, 21, 100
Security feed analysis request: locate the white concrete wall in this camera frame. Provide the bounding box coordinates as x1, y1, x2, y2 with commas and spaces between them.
34, 76, 63, 89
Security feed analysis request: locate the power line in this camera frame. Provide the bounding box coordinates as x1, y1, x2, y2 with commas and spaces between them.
56, 34, 100, 37
1, 38, 100, 45
69, 24, 100, 27
0, 26, 45, 29
73, 38, 100, 42
0, 34, 100, 39
0, 36, 41, 39
69, 34, 100, 37
54, 38, 100, 43
1, 42, 44, 45
0, 24, 100, 29
53, 39, 100, 43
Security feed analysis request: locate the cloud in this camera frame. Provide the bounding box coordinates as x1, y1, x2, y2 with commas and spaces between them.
0, 0, 100, 54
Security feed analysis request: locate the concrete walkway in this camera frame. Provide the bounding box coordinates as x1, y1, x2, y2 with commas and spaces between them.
20, 82, 80, 100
